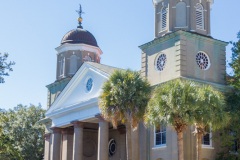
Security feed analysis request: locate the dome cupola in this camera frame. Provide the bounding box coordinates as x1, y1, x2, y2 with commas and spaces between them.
61, 28, 98, 47
55, 4, 102, 81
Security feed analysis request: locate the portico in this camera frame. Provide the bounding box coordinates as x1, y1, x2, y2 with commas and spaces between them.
43, 62, 127, 160
45, 116, 113, 160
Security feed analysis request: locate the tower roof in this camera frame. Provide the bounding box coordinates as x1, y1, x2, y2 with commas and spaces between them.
60, 5, 98, 47
61, 28, 98, 47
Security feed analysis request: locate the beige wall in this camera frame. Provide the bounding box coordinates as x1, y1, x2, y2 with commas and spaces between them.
148, 125, 218, 160
141, 31, 227, 86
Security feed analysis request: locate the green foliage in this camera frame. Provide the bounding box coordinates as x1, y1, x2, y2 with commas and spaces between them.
215, 31, 240, 160
0, 53, 15, 83
228, 31, 240, 89
215, 91, 240, 160
145, 79, 228, 160
99, 69, 151, 128
0, 104, 46, 160
194, 84, 228, 131
145, 79, 198, 132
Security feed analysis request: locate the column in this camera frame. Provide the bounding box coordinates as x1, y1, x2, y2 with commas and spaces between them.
71, 121, 84, 160
117, 125, 126, 160
61, 128, 74, 160
132, 126, 139, 160
50, 127, 62, 160
96, 115, 109, 160
44, 133, 51, 160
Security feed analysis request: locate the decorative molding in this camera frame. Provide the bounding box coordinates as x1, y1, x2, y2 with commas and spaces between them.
139, 30, 228, 52
55, 43, 102, 57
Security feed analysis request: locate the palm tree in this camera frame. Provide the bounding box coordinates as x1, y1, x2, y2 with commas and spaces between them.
99, 69, 151, 160
145, 79, 198, 160
193, 85, 229, 160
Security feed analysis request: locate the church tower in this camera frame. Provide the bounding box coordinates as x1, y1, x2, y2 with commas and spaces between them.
139, 1, 228, 159
46, 5, 102, 108
140, 0, 227, 89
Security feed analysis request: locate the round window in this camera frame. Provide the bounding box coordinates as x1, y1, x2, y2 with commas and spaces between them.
86, 78, 93, 92
156, 53, 167, 71
108, 139, 116, 156
196, 52, 210, 70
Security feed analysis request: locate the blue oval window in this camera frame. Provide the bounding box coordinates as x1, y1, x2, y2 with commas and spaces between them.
86, 78, 93, 91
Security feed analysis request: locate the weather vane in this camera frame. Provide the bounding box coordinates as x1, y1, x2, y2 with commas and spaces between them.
76, 4, 84, 28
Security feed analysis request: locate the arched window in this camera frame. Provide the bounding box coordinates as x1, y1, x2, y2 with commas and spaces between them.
176, 2, 187, 27
196, 3, 204, 30
69, 55, 78, 75
59, 57, 65, 77
161, 7, 168, 31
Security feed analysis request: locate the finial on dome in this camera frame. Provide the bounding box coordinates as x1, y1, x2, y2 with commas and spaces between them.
76, 4, 84, 29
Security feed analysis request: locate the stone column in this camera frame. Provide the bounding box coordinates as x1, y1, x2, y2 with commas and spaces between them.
44, 133, 51, 160
72, 121, 84, 160
61, 128, 74, 160
132, 125, 139, 160
118, 125, 126, 160
50, 127, 62, 160
96, 115, 109, 160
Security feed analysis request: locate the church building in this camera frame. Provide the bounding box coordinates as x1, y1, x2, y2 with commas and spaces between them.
42, 0, 228, 160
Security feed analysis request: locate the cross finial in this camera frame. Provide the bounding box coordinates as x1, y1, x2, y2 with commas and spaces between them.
76, 4, 84, 29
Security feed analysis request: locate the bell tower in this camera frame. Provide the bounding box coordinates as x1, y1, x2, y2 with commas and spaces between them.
140, 0, 227, 89
153, 0, 213, 37
139, 1, 228, 159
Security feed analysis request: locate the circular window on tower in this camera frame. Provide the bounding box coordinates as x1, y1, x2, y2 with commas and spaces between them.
108, 139, 116, 157
196, 51, 211, 70
86, 78, 93, 92
155, 53, 167, 71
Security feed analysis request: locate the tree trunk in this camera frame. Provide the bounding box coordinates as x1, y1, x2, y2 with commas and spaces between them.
196, 133, 203, 160
177, 131, 184, 160
126, 122, 132, 160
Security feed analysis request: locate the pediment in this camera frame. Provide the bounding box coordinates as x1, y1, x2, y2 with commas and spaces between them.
46, 62, 118, 119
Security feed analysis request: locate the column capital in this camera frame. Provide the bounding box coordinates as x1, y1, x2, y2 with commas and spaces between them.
50, 127, 62, 133
95, 114, 106, 122
71, 121, 84, 128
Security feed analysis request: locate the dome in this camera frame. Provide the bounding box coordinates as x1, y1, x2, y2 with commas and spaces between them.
61, 28, 98, 47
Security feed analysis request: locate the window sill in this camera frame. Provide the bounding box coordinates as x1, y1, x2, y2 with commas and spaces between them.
202, 145, 214, 149
152, 145, 167, 150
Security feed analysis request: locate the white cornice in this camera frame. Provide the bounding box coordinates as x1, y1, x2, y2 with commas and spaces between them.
55, 43, 103, 57
46, 97, 98, 118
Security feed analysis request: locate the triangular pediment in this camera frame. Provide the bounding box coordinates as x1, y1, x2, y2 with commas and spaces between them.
46, 62, 119, 119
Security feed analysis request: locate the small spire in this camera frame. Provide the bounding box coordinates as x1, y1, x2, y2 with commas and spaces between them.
76, 4, 84, 29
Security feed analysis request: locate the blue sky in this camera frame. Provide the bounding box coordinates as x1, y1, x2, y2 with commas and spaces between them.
0, 0, 239, 110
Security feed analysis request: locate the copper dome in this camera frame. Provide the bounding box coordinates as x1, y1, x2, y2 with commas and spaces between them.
61, 28, 98, 47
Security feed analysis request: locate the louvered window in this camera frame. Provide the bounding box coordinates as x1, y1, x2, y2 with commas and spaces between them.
161, 7, 168, 31
69, 55, 78, 75
59, 57, 65, 77
196, 3, 204, 30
